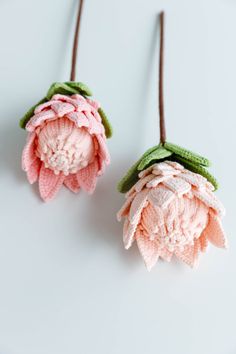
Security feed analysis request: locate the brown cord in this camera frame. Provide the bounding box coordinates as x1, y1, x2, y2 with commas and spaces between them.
159, 11, 166, 144
70, 0, 84, 81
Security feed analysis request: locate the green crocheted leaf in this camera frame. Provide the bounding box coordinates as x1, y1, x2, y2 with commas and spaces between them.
46, 82, 78, 99
138, 145, 172, 171
164, 142, 210, 167
98, 108, 113, 138
65, 81, 93, 96
19, 97, 47, 129
175, 156, 218, 190
47, 82, 92, 100
117, 145, 159, 193
117, 160, 141, 193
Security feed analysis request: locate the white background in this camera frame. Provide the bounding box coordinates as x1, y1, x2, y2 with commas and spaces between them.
0, 0, 235, 353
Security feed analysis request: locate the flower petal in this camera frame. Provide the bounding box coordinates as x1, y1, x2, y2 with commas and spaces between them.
199, 232, 209, 252
179, 170, 206, 189
86, 98, 101, 111
85, 112, 104, 135
146, 174, 170, 188
51, 102, 75, 117
136, 231, 160, 271
117, 193, 136, 221
96, 134, 110, 165
51, 94, 79, 108
123, 218, 137, 249
204, 211, 227, 248
22, 132, 37, 171
76, 159, 99, 194
39, 165, 65, 202
158, 247, 173, 262
129, 188, 149, 225
193, 188, 225, 217
66, 111, 89, 128
135, 174, 155, 192
162, 177, 191, 196
141, 203, 166, 238
64, 174, 80, 193
26, 109, 56, 131
34, 100, 59, 113
175, 243, 199, 268
148, 186, 175, 209
26, 158, 41, 184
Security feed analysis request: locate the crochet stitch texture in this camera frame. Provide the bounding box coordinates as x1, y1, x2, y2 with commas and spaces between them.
22, 94, 110, 201
117, 161, 226, 270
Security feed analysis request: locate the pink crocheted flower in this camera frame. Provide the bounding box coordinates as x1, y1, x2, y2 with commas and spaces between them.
22, 94, 110, 201
117, 161, 226, 270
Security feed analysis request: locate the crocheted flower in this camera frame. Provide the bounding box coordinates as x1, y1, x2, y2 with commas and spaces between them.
22, 94, 110, 201
117, 161, 226, 270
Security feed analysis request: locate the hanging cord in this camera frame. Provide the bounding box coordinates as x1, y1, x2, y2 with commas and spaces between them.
159, 11, 166, 144
70, 0, 84, 81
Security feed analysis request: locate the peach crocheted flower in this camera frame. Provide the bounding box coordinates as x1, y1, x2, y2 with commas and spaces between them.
22, 94, 110, 201
117, 161, 226, 270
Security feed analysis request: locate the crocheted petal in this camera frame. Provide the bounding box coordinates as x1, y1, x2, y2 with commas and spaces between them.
66, 111, 89, 128
179, 171, 206, 189
158, 247, 173, 262
152, 162, 179, 176
148, 186, 175, 209
96, 134, 110, 164
199, 232, 209, 252
26, 109, 56, 131
22, 132, 37, 171
205, 212, 227, 248
193, 189, 225, 217
76, 159, 99, 194
39, 165, 65, 202
165, 161, 184, 170
136, 231, 160, 271
51, 102, 75, 117
175, 244, 198, 268
34, 100, 58, 113
162, 177, 191, 196
129, 189, 149, 225
139, 162, 174, 178
86, 98, 101, 110
51, 94, 79, 108
123, 218, 137, 249
26, 158, 41, 184
146, 175, 170, 189
71, 94, 89, 110
135, 174, 155, 192
64, 174, 80, 193
85, 112, 104, 135
117, 194, 136, 221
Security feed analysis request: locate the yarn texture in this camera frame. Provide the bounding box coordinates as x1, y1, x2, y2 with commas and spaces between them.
118, 143, 218, 193
22, 93, 110, 201
117, 161, 226, 271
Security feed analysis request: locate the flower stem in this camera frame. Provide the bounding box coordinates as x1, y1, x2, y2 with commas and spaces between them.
70, 0, 84, 81
159, 11, 166, 144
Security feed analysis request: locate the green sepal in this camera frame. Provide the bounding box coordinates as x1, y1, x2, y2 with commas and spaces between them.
46, 81, 92, 100
117, 145, 161, 193
117, 159, 141, 193
98, 108, 113, 138
19, 97, 47, 129
65, 81, 93, 96
164, 142, 210, 167
138, 145, 172, 171
174, 156, 218, 190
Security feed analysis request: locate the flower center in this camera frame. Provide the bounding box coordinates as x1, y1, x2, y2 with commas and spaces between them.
36, 117, 94, 175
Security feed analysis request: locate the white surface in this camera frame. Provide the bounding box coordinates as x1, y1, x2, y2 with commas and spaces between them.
0, 0, 235, 353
